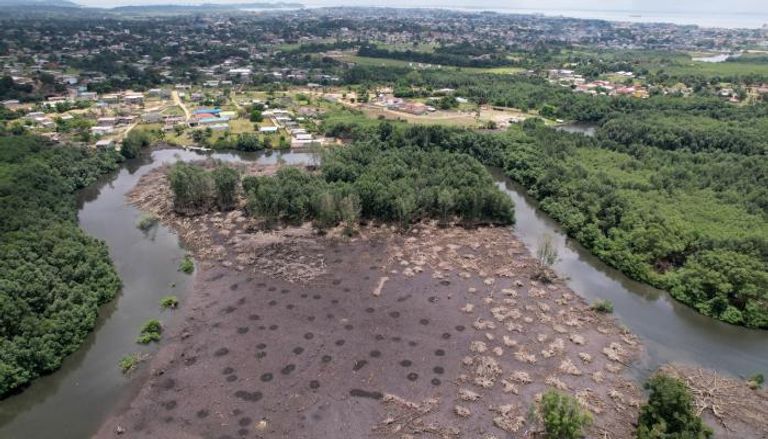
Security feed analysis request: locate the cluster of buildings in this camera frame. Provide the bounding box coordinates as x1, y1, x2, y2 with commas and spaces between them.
549, 69, 650, 98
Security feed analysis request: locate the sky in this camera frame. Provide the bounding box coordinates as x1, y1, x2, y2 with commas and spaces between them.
73, 0, 768, 28
73, 0, 763, 12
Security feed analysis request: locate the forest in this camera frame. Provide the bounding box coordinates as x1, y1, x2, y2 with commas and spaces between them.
322, 120, 768, 328
168, 142, 515, 231
357, 45, 516, 68
0, 135, 122, 396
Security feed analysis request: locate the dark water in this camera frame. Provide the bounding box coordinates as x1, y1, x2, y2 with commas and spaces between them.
1, 147, 765, 438
0, 149, 315, 439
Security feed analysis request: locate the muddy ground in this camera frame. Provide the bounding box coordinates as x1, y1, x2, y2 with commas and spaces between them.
96, 164, 766, 439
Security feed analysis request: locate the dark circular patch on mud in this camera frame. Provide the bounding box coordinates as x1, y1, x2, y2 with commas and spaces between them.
159, 378, 175, 390
327, 313, 334, 319
248, 314, 260, 321
400, 360, 412, 367
369, 350, 381, 358
332, 279, 341, 285
184, 356, 197, 366
431, 378, 441, 386
256, 343, 266, 350
389, 311, 400, 318
455, 325, 465, 332
352, 360, 368, 371
335, 339, 345, 346
307, 316, 316, 322
365, 307, 375, 313
407, 373, 419, 381
256, 282, 266, 287
300, 293, 308, 299
214, 348, 230, 357
234, 390, 262, 402
441, 332, 451, 339
433, 366, 445, 374
435, 349, 445, 356
268, 286, 276, 292
164, 400, 177, 410
229, 284, 239, 291
293, 347, 304, 355
223, 306, 236, 314
375, 334, 385, 341
349, 389, 383, 400
428, 296, 437, 303
239, 417, 252, 427
260, 373, 273, 382
419, 319, 429, 325
269, 325, 278, 331
237, 327, 249, 334
222, 367, 235, 375
255, 352, 267, 359
331, 299, 339, 305
281, 288, 290, 294
286, 304, 295, 310
321, 355, 332, 363
281, 364, 296, 375
312, 294, 322, 300
309, 380, 320, 390
268, 300, 277, 306
226, 375, 238, 382
439, 280, 451, 286
391, 336, 402, 342
408, 341, 418, 347
196, 409, 209, 418
344, 324, 354, 330
304, 332, 314, 340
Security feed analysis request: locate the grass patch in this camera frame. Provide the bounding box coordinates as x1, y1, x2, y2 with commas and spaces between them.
118, 352, 147, 374
136, 319, 162, 344
160, 295, 179, 310
136, 213, 158, 231
179, 255, 194, 274
591, 299, 614, 314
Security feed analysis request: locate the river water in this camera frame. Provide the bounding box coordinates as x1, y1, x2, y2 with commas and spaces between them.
0, 147, 765, 438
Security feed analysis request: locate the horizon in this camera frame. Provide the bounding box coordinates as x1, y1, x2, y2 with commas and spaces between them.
64, 0, 768, 29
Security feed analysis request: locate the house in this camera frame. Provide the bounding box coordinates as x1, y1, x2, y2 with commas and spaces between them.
142, 112, 163, 123
124, 94, 144, 105
259, 126, 279, 133
95, 139, 115, 149
78, 91, 98, 100
97, 117, 117, 127
91, 126, 114, 135
117, 115, 136, 125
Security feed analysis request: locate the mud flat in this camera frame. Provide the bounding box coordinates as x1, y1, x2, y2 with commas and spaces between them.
95, 164, 765, 438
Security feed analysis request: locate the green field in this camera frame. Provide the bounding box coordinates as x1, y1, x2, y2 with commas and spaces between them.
342, 55, 522, 74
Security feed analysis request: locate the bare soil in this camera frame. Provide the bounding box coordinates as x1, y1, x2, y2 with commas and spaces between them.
97, 164, 766, 439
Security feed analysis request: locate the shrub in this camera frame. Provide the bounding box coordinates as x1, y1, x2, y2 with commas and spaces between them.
591, 299, 614, 313
539, 390, 592, 439
136, 319, 162, 344
637, 374, 712, 439
118, 353, 145, 374
136, 213, 158, 231
212, 166, 240, 211
160, 295, 179, 310
179, 255, 194, 274
168, 162, 214, 215
747, 373, 764, 390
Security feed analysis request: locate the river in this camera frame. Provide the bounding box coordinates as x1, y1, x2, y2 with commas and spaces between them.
0, 147, 765, 438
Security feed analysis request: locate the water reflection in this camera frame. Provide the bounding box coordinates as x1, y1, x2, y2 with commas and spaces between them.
493, 170, 768, 378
